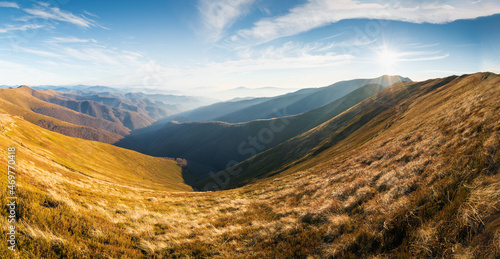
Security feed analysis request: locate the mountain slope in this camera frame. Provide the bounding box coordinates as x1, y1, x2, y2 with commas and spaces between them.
215, 75, 411, 123
207, 74, 464, 188
163, 96, 272, 123
198, 73, 499, 189
184, 72, 499, 257
117, 83, 386, 178
20, 86, 155, 130
1, 73, 498, 258
0, 112, 191, 257
0, 87, 128, 143
159, 75, 410, 124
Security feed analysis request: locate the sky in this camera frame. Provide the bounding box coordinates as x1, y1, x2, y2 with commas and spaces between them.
1, 0, 500, 93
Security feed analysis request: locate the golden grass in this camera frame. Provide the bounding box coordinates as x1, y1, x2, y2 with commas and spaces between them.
0, 72, 499, 258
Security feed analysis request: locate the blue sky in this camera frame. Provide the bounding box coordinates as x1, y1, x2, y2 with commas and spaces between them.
1, 0, 500, 92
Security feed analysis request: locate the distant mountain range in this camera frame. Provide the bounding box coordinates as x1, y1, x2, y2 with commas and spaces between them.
117, 75, 410, 180
166, 75, 411, 123
188, 86, 300, 100
0, 85, 216, 143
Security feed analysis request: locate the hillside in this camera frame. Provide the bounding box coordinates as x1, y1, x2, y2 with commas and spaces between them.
19, 86, 156, 130
215, 75, 410, 123
164, 96, 272, 123
160, 75, 409, 124
0, 73, 500, 258
117, 83, 385, 179
0, 112, 191, 257
1, 72, 498, 258
0, 86, 129, 143
193, 72, 500, 256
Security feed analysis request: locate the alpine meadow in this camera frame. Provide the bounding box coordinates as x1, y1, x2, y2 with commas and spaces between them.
0, 1, 499, 258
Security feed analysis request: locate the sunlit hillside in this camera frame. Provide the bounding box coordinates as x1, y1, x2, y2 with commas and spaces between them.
0, 113, 190, 257
0, 86, 129, 143
1, 73, 498, 258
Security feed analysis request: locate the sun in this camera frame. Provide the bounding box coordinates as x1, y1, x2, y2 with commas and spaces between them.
378, 48, 398, 67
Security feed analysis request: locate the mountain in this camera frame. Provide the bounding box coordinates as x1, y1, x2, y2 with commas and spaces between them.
185, 72, 499, 257
205, 73, 499, 189
162, 75, 411, 124
163, 96, 272, 123
33, 85, 219, 116
216, 75, 411, 123
0, 112, 191, 257
144, 93, 218, 111
198, 86, 300, 100
59, 92, 177, 120
0, 86, 130, 143
2, 73, 498, 258
22, 86, 155, 130
116, 83, 386, 178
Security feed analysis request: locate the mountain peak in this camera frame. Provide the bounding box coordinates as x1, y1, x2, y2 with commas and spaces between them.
378, 75, 412, 82
16, 85, 35, 93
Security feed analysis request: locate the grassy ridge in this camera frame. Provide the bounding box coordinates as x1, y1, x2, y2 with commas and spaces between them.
0, 73, 498, 258
118, 83, 386, 178
0, 86, 131, 143
0, 113, 191, 257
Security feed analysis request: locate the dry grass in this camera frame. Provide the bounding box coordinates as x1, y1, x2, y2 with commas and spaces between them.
0, 73, 499, 258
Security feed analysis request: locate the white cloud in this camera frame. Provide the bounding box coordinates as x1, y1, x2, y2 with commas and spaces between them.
0, 24, 44, 33
183, 41, 355, 78
14, 46, 64, 58
23, 4, 100, 28
198, 0, 255, 41
204, 53, 353, 73
397, 53, 450, 62
230, 0, 500, 45
0, 1, 18, 8
45, 37, 97, 44
373, 46, 450, 64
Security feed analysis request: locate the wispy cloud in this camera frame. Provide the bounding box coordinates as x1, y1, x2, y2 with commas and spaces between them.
0, 1, 18, 8
198, 0, 255, 42
23, 3, 101, 28
187, 41, 355, 78
14, 40, 148, 68
45, 37, 97, 44
14, 46, 64, 58
397, 52, 450, 62
0, 24, 44, 33
374, 46, 450, 63
229, 0, 500, 45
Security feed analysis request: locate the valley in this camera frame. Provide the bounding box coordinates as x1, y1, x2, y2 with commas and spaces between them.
0, 72, 498, 258
2, 1, 499, 258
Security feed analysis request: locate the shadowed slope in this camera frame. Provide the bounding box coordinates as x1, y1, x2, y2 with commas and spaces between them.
203, 73, 497, 189
117, 83, 385, 178
216, 75, 410, 123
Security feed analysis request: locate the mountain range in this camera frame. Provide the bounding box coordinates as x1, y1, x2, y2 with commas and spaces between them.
0, 72, 498, 258
166, 75, 410, 123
